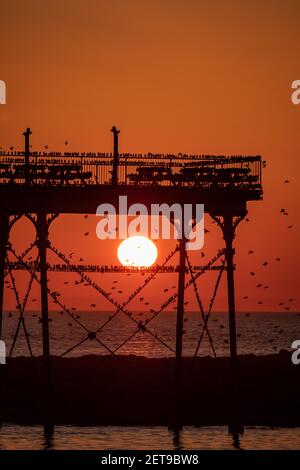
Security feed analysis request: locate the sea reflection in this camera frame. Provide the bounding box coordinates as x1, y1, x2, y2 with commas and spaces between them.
0, 424, 299, 450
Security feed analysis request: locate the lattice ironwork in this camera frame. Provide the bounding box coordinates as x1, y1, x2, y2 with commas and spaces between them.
4, 220, 226, 364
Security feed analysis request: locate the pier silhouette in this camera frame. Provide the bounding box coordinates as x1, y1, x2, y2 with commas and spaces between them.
0, 127, 263, 436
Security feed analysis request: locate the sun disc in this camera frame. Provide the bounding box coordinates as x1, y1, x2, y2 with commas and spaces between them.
117, 236, 157, 267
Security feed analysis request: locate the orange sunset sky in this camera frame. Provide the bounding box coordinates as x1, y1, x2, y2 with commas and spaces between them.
0, 0, 299, 313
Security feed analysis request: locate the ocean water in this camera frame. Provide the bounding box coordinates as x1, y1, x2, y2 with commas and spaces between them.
0, 424, 300, 450
2, 311, 300, 450
2, 311, 300, 358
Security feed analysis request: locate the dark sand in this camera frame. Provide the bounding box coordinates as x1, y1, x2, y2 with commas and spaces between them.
0, 350, 299, 426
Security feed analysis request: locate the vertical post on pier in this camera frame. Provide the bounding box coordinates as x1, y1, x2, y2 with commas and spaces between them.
223, 213, 237, 361
37, 211, 50, 362
0, 213, 9, 341
36, 210, 53, 436
222, 213, 244, 438
111, 126, 120, 185
0, 214, 9, 429
23, 128, 32, 185
172, 234, 186, 429
175, 236, 186, 382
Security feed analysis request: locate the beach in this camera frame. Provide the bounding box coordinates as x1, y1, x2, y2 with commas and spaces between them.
1, 350, 299, 426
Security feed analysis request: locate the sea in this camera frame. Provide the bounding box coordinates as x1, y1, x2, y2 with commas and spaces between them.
1, 424, 300, 450
2, 310, 300, 358
1, 310, 300, 450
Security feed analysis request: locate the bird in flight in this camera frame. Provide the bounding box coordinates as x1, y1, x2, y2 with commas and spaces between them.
280, 208, 288, 216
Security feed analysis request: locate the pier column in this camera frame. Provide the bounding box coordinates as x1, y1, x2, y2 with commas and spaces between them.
223, 214, 237, 361
0, 213, 9, 428
171, 236, 187, 429
36, 210, 53, 435
217, 213, 244, 438
37, 211, 50, 363
111, 126, 120, 185
175, 236, 186, 380
0, 213, 10, 340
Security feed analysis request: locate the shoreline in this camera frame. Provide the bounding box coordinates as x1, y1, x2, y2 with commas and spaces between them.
1, 350, 299, 426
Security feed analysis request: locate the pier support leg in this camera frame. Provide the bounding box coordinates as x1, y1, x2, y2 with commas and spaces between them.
175, 237, 186, 376
173, 236, 186, 428
36, 211, 53, 437
221, 213, 244, 440
0, 213, 10, 428
0, 213, 10, 340
223, 214, 237, 361
37, 211, 50, 371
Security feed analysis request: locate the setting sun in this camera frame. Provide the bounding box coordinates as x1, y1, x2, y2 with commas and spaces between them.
117, 236, 158, 267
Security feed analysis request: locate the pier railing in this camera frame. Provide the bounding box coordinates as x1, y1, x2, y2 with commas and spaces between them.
0, 151, 262, 191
